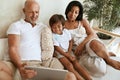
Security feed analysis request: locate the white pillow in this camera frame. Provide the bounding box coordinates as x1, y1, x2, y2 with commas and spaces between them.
41, 27, 54, 61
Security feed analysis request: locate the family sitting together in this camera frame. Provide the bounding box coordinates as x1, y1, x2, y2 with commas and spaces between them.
0, 0, 120, 80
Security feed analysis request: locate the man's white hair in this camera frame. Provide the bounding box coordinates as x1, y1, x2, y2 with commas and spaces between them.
24, 0, 40, 6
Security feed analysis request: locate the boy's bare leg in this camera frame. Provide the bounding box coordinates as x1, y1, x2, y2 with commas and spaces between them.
64, 72, 77, 80
90, 40, 120, 70
73, 60, 92, 80
59, 57, 83, 80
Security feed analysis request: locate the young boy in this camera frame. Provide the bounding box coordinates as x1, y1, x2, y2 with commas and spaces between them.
49, 14, 92, 80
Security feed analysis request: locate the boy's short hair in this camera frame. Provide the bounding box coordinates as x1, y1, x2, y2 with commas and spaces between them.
49, 14, 65, 27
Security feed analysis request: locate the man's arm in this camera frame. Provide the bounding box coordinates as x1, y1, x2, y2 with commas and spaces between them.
8, 34, 36, 79
8, 34, 22, 69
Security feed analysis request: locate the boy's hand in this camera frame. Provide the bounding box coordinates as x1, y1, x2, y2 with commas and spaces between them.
69, 56, 76, 62
66, 53, 76, 62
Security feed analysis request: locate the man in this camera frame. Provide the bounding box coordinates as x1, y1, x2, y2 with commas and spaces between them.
7, 0, 77, 80
7, 0, 42, 79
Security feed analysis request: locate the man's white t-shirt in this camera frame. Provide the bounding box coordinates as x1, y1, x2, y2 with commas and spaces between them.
7, 19, 46, 61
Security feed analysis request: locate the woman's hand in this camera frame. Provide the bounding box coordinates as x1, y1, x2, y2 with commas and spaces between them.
74, 44, 83, 57
19, 63, 37, 79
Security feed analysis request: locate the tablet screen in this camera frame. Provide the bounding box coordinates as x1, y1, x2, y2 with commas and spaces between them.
25, 66, 68, 80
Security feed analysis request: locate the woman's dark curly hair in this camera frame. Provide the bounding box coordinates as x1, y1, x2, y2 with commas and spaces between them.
65, 1, 83, 21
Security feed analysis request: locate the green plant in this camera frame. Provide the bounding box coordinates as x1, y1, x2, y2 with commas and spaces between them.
83, 0, 120, 31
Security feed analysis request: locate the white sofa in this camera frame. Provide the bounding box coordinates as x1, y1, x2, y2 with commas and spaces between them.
0, 27, 120, 80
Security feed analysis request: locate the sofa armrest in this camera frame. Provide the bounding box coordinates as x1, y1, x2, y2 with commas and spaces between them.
0, 38, 9, 60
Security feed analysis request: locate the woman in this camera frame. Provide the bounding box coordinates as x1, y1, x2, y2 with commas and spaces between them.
64, 0, 120, 77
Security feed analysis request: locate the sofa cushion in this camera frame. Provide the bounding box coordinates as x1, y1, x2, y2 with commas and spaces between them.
0, 38, 10, 60
41, 27, 54, 61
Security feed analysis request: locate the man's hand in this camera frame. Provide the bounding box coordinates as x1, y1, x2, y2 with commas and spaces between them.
19, 63, 37, 79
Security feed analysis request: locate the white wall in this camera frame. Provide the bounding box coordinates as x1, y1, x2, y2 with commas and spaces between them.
0, 0, 84, 38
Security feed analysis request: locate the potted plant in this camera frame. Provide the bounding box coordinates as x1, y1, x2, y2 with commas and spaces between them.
83, 0, 120, 39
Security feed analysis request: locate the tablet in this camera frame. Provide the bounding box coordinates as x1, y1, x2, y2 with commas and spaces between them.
25, 66, 68, 80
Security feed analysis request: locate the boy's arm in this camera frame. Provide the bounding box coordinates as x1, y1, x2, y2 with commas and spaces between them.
68, 39, 73, 54
54, 41, 75, 62
54, 46, 70, 58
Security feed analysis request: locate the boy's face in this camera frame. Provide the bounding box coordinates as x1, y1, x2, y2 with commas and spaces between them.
51, 22, 63, 35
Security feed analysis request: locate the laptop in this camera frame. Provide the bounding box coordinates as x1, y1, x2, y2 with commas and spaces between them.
25, 66, 68, 80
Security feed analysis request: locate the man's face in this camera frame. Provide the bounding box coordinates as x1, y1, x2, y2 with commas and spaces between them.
23, 3, 40, 26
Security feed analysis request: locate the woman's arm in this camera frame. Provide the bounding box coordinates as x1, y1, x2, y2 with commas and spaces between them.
83, 19, 97, 36
55, 45, 75, 62
74, 19, 97, 56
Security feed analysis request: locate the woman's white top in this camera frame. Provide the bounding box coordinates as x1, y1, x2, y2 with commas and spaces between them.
68, 22, 87, 45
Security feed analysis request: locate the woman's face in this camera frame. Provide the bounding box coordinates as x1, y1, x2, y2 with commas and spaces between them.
51, 22, 63, 35
67, 6, 79, 21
